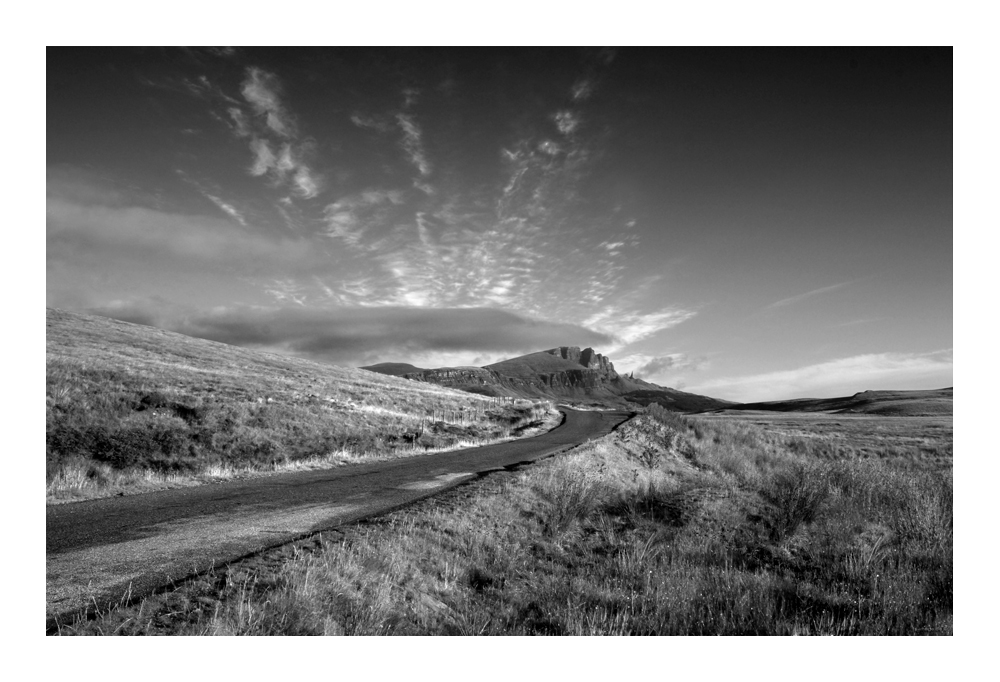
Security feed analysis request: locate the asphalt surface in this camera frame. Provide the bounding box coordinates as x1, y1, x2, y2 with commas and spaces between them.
46, 408, 632, 625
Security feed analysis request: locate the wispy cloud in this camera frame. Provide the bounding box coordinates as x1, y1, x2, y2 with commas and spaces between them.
202, 193, 247, 226
554, 111, 580, 135
322, 190, 405, 248
228, 107, 251, 137
402, 87, 420, 109
585, 308, 696, 348
241, 67, 296, 138
397, 113, 431, 177
264, 279, 308, 306
248, 138, 276, 176
686, 350, 954, 403
292, 166, 319, 198
571, 79, 593, 102
154, 57, 657, 363
634, 354, 683, 377
174, 169, 249, 227
350, 113, 394, 133
766, 281, 854, 309
214, 67, 323, 199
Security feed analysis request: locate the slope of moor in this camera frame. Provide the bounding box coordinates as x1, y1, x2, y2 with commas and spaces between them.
46, 309, 552, 502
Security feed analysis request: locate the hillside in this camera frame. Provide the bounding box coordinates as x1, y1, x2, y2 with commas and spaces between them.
46, 309, 553, 502
361, 362, 427, 377
720, 387, 953, 416
365, 346, 734, 412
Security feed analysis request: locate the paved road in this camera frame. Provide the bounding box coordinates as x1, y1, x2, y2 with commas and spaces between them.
47, 408, 631, 625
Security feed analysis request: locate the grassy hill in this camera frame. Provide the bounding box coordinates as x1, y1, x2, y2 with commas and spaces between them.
618, 385, 738, 413
485, 351, 597, 377
368, 346, 734, 412
722, 387, 952, 417
360, 362, 427, 377
46, 309, 552, 502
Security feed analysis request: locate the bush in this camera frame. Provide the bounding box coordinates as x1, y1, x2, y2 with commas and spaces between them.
531, 459, 605, 536
759, 462, 830, 543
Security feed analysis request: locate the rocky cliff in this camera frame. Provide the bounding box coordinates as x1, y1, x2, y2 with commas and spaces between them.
545, 346, 616, 374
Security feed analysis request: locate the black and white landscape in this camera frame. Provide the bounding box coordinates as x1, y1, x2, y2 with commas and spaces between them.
46, 46, 952, 637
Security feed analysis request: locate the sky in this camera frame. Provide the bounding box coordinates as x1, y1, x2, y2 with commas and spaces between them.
46, 47, 953, 402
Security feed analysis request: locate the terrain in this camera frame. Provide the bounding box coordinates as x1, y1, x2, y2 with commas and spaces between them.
46, 308, 952, 635
718, 387, 953, 417
46, 308, 553, 502
57, 405, 952, 635
363, 346, 734, 412
47, 408, 630, 628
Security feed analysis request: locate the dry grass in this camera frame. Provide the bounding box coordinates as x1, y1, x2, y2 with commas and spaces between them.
59, 402, 951, 635
47, 309, 556, 503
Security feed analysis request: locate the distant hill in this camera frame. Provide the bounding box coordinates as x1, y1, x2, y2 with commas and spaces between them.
720, 387, 953, 417
362, 346, 734, 412
361, 362, 427, 377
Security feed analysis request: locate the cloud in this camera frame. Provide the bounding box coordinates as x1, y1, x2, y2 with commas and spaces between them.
766, 281, 854, 309
249, 138, 276, 176
323, 190, 405, 248
228, 107, 251, 137
47, 172, 320, 276
584, 307, 696, 348
402, 87, 420, 109
88, 302, 615, 367
571, 80, 593, 101
397, 113, 431, 176
635, 355, 677, 377
686, 350, 954, 403
245, 138, 321, 197
350, 113, 394, 133
223, 68, 322, 198
613, 352, 707, 383
554, 111, 580, 135
293, 166, 319, 198
202, 193, 247, 226
538, 140, 561, 155
241, 67, 296, 138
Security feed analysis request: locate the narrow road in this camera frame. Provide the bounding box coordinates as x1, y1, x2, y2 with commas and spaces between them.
47, 408, 631, 625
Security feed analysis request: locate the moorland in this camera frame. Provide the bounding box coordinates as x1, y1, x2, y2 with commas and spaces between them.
46, 309, 555, 503
57, 403, 951, 635
47, 308, 952, 635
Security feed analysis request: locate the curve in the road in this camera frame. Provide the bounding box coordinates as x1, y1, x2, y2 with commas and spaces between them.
47, 408, 632, 627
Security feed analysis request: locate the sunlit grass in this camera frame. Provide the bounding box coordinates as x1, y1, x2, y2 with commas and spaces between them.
47, 308, 555, 502
60, 403, 951, 635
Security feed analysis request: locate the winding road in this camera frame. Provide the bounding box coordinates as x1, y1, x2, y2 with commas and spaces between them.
46, 408, 631, 625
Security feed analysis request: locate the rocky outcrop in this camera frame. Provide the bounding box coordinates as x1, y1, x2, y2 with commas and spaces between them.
367, 345, 731, 412
404, 367, 508, 394
544, 346, 617, 374
399, 346, 630, 400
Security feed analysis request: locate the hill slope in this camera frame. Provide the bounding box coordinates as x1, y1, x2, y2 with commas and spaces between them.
46, 309, 551, 502
721, 387, 953, 416
361, 362, 427, 377
365, 346, 733, 412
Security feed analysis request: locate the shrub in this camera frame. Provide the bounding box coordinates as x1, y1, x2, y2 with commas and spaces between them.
759, 462, 830, 542
530, 458, 606, 536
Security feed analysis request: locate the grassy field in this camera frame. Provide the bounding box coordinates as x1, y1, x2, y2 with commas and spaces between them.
57, 404, 952, 635
46, 309, 555, 503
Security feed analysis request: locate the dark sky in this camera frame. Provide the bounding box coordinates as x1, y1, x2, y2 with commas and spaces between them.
47, 47, 952, 401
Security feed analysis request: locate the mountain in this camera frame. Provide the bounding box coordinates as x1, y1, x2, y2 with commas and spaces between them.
720, 387, 953, 417
363, 346, 733, 412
